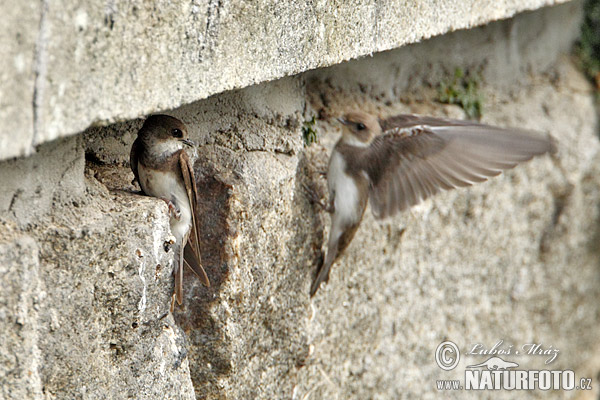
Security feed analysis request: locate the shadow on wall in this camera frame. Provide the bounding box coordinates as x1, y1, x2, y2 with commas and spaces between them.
173, 154, 236, 389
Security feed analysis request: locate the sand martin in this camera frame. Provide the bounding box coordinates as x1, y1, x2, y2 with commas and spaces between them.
130, 115, 209, 310
309, 111, 555, 296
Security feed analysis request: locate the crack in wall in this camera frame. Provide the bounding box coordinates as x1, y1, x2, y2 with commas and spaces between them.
198, 0, 223, 63
32, 0, 49, 149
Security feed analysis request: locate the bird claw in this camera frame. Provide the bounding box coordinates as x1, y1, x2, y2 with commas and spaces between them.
162, 198, 181, 220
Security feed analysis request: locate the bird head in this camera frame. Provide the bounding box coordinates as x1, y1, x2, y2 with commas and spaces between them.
138, 114, 196, 151
337, 111, 381, 147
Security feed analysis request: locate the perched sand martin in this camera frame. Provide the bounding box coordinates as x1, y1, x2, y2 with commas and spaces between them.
309, 111, 555, 296
130, 115, 209, 310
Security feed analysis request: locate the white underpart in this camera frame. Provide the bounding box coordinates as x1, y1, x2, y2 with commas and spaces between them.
152, 139, 185, 157
341, 132, 371, 147
137, 166, 192, 243
328, 150, 361, 241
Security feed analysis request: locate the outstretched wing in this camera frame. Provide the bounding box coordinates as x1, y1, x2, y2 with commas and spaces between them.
179, 150, 210, 287
362, 114, 555, 219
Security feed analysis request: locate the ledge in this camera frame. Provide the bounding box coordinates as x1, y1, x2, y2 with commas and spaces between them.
1, 0, 573, 161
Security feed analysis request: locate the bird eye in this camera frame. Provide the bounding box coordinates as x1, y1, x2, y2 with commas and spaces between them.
172, 128, 183, 138
356, 123, 366, 131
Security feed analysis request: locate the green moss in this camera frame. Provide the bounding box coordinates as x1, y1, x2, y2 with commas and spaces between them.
437, 68, 484, 120
302, 116, 318, 147
575, 0, 600, 92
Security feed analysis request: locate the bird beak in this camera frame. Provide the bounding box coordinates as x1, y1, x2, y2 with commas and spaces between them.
180, 138, 196, 147
337, 117, 349, 125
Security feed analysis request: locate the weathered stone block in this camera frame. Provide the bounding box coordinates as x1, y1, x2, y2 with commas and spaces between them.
0, 0, 576, 161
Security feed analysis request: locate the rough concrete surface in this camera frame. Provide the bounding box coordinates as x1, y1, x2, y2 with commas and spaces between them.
0, 1, 39, 160
1, 2, 599, 399
0, 225, 43, 400
300, 62, 600, 400
0, 167, 197, 398
0, 0, 574, 161
0, 135, 85, 227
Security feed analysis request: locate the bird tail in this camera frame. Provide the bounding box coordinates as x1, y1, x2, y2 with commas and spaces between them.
310, 240, 339, 296
183, 243, 210, 286
170, 243, 185, 312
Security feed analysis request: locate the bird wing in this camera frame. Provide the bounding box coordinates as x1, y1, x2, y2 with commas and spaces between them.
361, 114, 555, 219
178, 150, 210, 287
129, 137, 141, 185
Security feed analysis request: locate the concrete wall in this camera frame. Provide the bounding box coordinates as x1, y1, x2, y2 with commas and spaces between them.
1, 0, 571, 161
1, 1, 600, 399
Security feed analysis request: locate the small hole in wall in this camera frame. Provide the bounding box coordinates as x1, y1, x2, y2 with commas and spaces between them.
163, 241, 173, 252
131, 322, 138, 329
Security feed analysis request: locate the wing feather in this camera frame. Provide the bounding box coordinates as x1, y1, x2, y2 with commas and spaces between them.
362, 115, 554, 219
179, 151, 210, 287
402, 161, 421, 206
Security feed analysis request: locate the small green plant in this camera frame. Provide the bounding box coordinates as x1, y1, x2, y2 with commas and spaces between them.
302, 116, 318, 146
438, 68, 484, 120
575, 0, 600, 94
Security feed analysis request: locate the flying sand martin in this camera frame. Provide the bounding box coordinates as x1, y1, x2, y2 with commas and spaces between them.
130, 115, 209, 310
309, 111, 555, 296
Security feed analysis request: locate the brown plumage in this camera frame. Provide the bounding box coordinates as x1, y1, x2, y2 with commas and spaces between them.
310, 111, 555, 296
130, 115, 209, 311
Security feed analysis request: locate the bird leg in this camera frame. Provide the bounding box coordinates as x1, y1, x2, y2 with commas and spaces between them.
302, 183, 334, 213
161, 198, 181, 220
